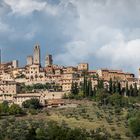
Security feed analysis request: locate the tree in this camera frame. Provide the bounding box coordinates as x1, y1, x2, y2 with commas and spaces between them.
112, 82, 116, 93
88, 79, 93, 97
129, 117, 140, 137
96, 89, 109, 105
109, 78, 113, 94
116, 81, 121, 94
97, 79, 104, 90
0, 101, 9, 114
108, 94, 128, 107
125, 81, 129, 96
9, 104, 23, 115
71, 82, 79, 95
82, 75, 88, 97
22, 98, 41, 109
133, 83, 138, 96
129, 84, 133, 97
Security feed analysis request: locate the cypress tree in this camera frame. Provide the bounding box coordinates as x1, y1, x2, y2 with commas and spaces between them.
116, 81, 121, 94
97, 79, 104, 89
88, 79, 93, 97
109, 78, 113, 94
83, 75, 88, 97
125, 81, 129, 96
133, 83, 138, 96
112, 82, 116, 93
92, 87, 96, 97
74, 82, 79, 95
71, 81, 75, 94
129, 84, 133, 97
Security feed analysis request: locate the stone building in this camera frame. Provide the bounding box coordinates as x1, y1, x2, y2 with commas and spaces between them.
97, 69, 134, 81
78, 63, 89, 71
12, 60, 18, 68
62, 73, 79, 91
25, 64, 46, 84
27, 56, 33, 65
0, 81, 20, 102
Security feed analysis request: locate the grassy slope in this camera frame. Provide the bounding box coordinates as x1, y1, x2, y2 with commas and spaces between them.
17, 100, 132, 139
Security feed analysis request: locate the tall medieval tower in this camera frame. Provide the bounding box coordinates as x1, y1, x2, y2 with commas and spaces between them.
33, 43, 40, 65
45, 54, 53, 67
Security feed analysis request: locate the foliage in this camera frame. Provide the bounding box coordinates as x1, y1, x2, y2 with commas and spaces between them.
21, 83, 62, 92
129, 116, 140, 137
95, 89, 109, 105
0, 101, 9, 115
0, 119, 89, 140
108, 94, 128, 107
9, 104, 24, 115
0, 102, 24, 116
71, 82, 79, 95
22, 98, 42, 109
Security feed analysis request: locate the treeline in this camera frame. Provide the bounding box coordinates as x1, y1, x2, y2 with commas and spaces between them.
0, 99, 42, 116
63, 75, 140, 107
69, 76, 139, 97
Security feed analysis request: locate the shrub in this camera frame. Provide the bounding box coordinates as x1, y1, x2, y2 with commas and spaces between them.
22, 98, 42, 109
129, 117, 140, 137
29, 109, 38, 115
9, 104, 23, 115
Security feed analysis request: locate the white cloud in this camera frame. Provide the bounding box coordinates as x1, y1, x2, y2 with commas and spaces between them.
97, 39, 140, 69
54, 0, 140, 74
4, 0, 47, 15
1, 0, 140, 74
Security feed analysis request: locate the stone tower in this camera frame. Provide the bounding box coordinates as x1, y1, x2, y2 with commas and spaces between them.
12, 60, 18, 68
33, 43, 40, 65
27, 56, 33, 65
45, 54, 53, 67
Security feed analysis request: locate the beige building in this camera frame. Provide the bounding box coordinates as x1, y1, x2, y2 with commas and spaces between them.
64, 66, 77, 74
12, 60, 18, 68
78, 63, 89, 71
0, 81, 20, 102
62, 73, 79, 91
97, 69, 134, 81
25, 64, 46, 84
13, 91, 65, 106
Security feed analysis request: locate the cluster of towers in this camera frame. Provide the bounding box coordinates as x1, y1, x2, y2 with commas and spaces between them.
26, 43, 53, 67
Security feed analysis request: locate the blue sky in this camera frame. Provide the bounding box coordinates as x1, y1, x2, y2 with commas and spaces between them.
0, 0, 140, 74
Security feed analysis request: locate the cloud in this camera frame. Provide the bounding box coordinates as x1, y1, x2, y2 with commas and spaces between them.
54, 0, 140, 74
0, 0, 140, 75
97, 38, 140, 71
4, 0, 46, 15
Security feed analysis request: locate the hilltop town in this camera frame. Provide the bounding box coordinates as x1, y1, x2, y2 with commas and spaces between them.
0, 43, 139, 106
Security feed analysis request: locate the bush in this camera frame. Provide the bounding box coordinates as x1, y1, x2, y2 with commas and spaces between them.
29, 109, 38, 115
0, 101, 9, 115
129, 117, 140, 137
9, 104, 23, 115
22, 98, 42, 109
108, 94, 128, 107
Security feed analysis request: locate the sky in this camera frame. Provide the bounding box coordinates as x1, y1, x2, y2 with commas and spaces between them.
0, 0, 140, 75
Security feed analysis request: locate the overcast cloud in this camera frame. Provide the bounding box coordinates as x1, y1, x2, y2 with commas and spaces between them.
0, 0, 140, 75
